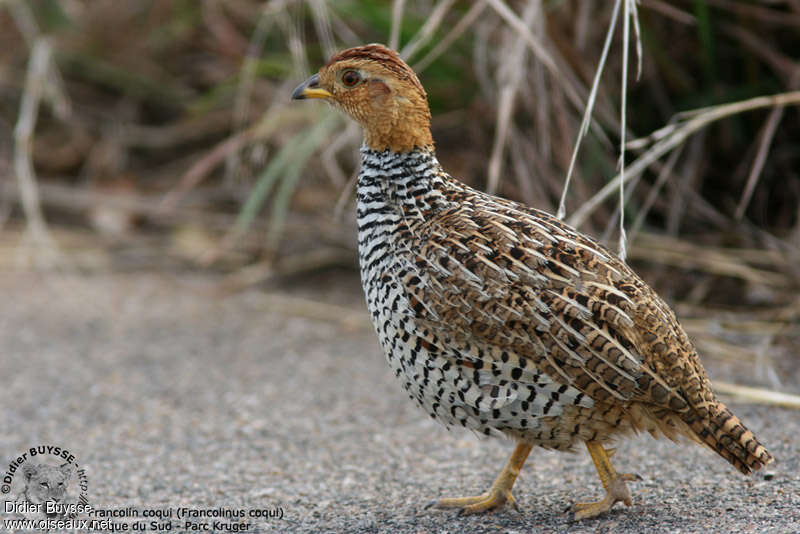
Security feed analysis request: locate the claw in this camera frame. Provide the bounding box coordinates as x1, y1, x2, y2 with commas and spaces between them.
571, 442, 641, 520
511, 498, 522, 513
432, 488, 514, 515
426, 442, 533, 516
572, 476, 633, 520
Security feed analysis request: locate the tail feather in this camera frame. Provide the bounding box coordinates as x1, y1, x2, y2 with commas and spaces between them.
687, 401, 773, 475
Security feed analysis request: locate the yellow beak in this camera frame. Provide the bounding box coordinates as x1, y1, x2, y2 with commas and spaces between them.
291, 73, 333, 100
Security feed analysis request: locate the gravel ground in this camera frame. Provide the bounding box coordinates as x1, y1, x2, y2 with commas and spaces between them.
1, 270, 797, 534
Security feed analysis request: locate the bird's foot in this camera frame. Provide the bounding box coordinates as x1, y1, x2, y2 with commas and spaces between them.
426, 486, 518, 515
425, 441, 533, 516
570, 472, 641, 520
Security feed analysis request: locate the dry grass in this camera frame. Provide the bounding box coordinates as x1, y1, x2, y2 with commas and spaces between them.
1, 0, 798, 392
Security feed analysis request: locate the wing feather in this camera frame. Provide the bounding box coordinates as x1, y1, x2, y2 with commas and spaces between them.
404, 186, 703, 412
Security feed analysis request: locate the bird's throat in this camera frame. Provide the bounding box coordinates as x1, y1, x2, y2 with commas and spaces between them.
361, 104, 434, 153
364, 128, 434, 153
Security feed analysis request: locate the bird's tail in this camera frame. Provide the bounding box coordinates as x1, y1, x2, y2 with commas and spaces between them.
687, 400, 773, 475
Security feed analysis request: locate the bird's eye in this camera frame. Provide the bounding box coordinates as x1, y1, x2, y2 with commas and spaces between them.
341, 70, 361, 87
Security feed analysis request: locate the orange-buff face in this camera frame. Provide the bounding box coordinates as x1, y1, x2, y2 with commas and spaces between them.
292, 44, 434, 153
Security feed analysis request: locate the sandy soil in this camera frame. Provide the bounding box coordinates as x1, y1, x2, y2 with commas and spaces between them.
0, 270, 797, 534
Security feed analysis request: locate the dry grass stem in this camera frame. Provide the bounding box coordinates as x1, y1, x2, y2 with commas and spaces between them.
160, 127, 254, 212
282, 6, 310, 91
485, 0, 583, 112
628, 233, 790, 287
666, 135, 704, 236
119, 111, 233, 150
628, 144, 683, 243
560, 0, 642, 260
713, 382, 800, 409
326, 6, 360, 45
400, 0, 457, 61
735, 104, 784, 220
217, 247, 357, 297
568, 91, 800, 229
705, 0, 800, 28
333, 169, 359, 223
8, 0, 72, 120
616, 0, 635, 260
389, 0, 407, 50
308, 0, 336, 59
557, 0, 621, 220
641, 1, 696, 27
6, 180, 238, 232
13, 37, 61, 268
412, 1, 488, 73
229, 2, 284, 185
237, 291, 367, 330
321, 122, 360, 188
486, 0, 539, 195
574, 0, 592, 51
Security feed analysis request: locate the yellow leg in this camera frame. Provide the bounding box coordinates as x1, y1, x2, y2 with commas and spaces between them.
572, 441, 641, 520
427, 441, 533, 515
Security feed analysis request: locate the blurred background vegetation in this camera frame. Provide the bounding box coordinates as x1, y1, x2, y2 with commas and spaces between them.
1, 1, 798, 390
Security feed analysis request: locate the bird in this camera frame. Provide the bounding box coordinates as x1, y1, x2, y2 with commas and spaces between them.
291, 43, 774, 519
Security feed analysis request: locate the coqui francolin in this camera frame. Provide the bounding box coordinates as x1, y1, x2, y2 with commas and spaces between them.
291, 43, 773, 520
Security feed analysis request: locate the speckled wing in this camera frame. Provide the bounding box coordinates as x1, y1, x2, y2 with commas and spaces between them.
402, 184, 710, 417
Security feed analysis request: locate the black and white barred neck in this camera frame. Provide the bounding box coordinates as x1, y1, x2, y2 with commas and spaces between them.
356, 146, 450, 213
357, 147, 434, 288
356, 146, 452, 279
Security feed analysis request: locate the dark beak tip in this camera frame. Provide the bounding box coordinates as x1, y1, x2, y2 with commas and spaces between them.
291, 84, 307, 100
291, 73, 321, 100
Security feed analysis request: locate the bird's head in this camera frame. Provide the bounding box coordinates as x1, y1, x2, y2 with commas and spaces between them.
291, 44, 433, 153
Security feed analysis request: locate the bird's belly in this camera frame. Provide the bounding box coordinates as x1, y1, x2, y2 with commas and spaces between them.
360, 258, 607, 449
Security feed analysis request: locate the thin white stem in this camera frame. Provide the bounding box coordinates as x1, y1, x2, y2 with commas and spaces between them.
9, 0, 71, 119
308, 0, 336, 59
617, 0, 634, 261
631, 0, 643, 81
390, 0, 407, 50
557, 0, 621, 220
14, 38, 60, 268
